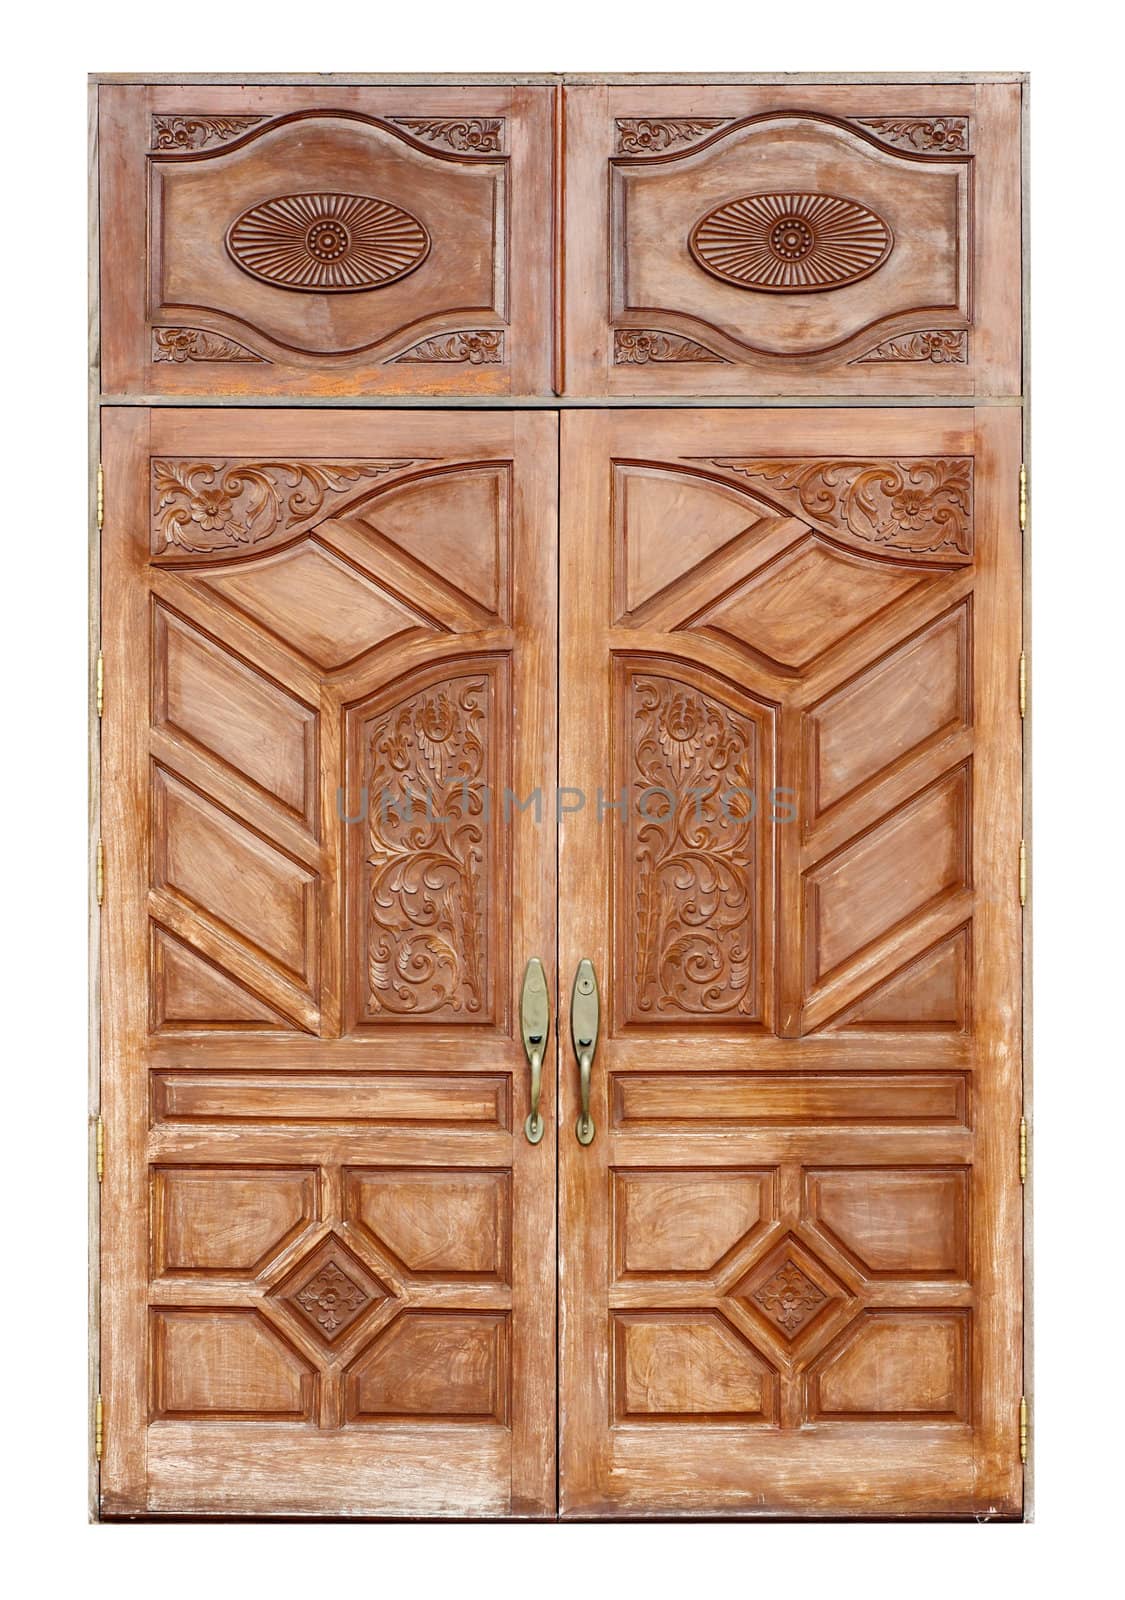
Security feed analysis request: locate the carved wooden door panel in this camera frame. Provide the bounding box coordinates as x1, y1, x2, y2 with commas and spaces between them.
563, 83, 1021, 398
558, 408, 1023, 1517
98, 85, 554, 397
99, 408, 557, 1517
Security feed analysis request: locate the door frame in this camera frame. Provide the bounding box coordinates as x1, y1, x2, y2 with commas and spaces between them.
88, 70, 1030, 1520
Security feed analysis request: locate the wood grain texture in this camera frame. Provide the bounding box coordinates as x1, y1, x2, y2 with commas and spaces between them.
99, 86, 553, 398
93, 73, 1025, 1524
564, 83, 1020, 398
557, 407, 1022, 1518
100, 408, 558, 1517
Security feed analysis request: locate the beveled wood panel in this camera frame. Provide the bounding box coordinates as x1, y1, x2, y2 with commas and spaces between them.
100, 409, 558, 1518
99, 86, 554, 396
558, 408, 1022, 1518
563, 84, 1020, 397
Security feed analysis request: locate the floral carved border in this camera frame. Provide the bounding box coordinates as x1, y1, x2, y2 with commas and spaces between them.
856, 116, 970, 153
152, 327, 266, 364
705, 458, 974, 559
150, 458, 418, 554
393, 331, 505, 365
150, 114, 267, 151
387, 117, 505, 153
852, 330, 968, 365
614, 329, 727, 364
614, 117, 732, 154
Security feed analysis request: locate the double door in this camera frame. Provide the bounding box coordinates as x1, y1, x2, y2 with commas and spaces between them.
98, 402, 1022, 1518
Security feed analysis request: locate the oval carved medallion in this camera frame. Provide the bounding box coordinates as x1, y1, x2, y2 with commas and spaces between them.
226, 192, 430, 292
689, 193, 892, 293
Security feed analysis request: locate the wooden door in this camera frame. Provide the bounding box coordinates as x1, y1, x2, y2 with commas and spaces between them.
98, 84, 554, 397
99, 408, 558, 1517
562, 82, 1021, 398
558, 408, 1023, 1518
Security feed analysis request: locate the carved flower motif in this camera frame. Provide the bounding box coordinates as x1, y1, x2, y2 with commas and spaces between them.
889, 488, 930, 530
365, 677, 489, 1018
419, 694, 456, 742
924, 119, 965, 150
187, 489, 234, 532
615, 117, 727, 154
751, 1260, 827, 1335
658, 689, 705, 757
158, 329, 203, 363
152, 459, 411, 554
294, 1262, 369, 1334
459, 333, 501, 364
625, 333, 658, 360
622, 120, 663, 151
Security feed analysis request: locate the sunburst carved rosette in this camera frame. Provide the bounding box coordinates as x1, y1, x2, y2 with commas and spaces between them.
226, 192, 430, 293
625, 674, 758, 1021
689, 193, 893, 294
364, 676, 492, 1021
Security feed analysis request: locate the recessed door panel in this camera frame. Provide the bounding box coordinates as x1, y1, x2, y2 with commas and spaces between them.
558, 407, 1023, 1518
563, 84, 1020, 397
99, 408, 558, 1518
99, 86, 554, 396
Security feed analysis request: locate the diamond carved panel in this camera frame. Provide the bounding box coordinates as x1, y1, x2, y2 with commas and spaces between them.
733, 1234, 852, 1348
270, 1234, 391, 1347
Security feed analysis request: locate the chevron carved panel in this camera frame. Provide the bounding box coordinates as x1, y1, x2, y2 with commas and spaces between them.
113, 413, 551, 1496
569, 412, 1015, 1500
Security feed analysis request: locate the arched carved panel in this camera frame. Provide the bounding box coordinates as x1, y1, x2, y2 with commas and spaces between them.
613, 658, 777, 1028
345, 659, 510, 1029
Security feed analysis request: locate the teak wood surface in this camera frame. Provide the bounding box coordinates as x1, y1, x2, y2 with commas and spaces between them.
92, 74, 1027, 1522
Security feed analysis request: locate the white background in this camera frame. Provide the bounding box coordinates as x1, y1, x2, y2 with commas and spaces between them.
3, 4, 1118, 1590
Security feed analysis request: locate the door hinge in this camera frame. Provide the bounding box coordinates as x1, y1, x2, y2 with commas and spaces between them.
96, 462, 104, 531
1019, 1117, 1028, 1183
1018, 651, 1026, 718
1019, 1395, 1028, 1464
95, 1394, 104, 1463
96, 1116, 105, 1183
96, 840, 105, 906
95, 651, 104, 718
1018, 840, 1027, 906
1019, 463, 1027, 531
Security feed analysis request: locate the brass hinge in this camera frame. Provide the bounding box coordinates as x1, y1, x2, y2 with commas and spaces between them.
95, 1394, 104, 1463
96, 462, 104, 531
1019, 1395, 1028, 1464
1019, 463, 1027, 531
96, 1116, 105, 1183
1018, 651, 1026, 718
95, 651, 104, 718
1019, 1117, 1028, 1183
96, 840, 105, 906
1018, 840, 1027, 906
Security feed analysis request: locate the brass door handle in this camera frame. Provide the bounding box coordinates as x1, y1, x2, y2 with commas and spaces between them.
570, 959, 599, 1146
520, 957, 550, 1145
